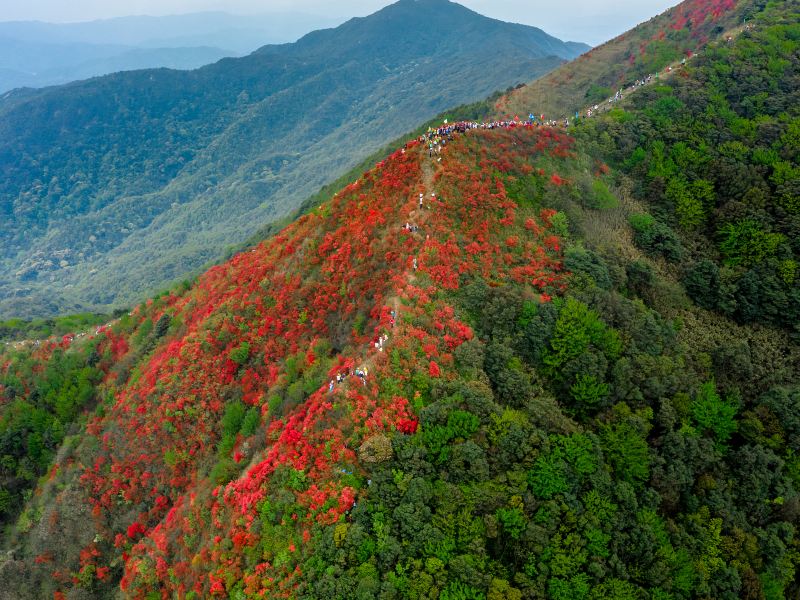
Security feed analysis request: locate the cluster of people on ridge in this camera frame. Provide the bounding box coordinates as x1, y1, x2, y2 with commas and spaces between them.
328, 366, 369, 392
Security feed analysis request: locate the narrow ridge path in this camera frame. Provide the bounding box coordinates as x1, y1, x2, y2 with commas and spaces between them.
332, 145, 439, 396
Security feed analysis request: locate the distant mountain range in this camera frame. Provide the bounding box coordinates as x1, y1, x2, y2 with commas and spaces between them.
0, 12, 342, 93
0, 38, 234, 93
0, 0, 589, 318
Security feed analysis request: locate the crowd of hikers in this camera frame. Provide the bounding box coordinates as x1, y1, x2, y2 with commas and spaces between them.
329, 366, 369, 391
328, 309, 397, 393
421, 119, 538, 158
419, 46, 708, 137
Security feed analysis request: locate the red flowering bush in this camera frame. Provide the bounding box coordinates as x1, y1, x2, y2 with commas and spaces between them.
126, 522, 146, 540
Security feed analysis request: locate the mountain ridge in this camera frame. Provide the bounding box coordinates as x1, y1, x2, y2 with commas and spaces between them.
495, 0, 750, 119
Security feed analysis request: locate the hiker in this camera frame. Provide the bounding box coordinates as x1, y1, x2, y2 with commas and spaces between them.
413, 257, 418, 271
329, 380, 335, 393
419, 193, 424, 208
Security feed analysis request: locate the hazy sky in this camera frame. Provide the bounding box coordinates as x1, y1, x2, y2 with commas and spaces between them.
0, 0, 679, 45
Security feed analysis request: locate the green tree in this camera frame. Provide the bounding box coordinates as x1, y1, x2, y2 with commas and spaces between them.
600, 405, 652, 486
229, 341, 251, 365
570, 374, 610, 413
529, 452, 569, 499
629, 213, 683, 261
691, 381, 738, 451
718, 220, 785, 267
543, 298, 621, 377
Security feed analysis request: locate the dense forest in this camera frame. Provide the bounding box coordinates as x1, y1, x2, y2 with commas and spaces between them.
580, 8, 800, 335
0, 0, 798, 598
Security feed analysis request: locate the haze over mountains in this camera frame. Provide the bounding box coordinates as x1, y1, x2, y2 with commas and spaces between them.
0, 0, 588, 319
0, 12, 343, 93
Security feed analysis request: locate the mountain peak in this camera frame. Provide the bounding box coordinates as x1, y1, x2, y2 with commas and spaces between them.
275, 0, 587, 63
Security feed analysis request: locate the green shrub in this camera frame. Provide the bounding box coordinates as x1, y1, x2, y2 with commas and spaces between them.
229, 342, 251, 365
629, 214, 683, 261
691, 381, 738, 451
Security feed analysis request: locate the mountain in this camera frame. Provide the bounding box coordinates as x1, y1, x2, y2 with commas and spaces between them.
0, 0, 588, 320
0, 37, 235, 93
1, 0, 799, 597
0, 12, 345, 94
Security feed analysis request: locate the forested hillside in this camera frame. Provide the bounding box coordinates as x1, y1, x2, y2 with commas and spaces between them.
575, 6, 800, 336
498, 0, 754, 120
1, 0, 799, 598
0, 0, 587, 319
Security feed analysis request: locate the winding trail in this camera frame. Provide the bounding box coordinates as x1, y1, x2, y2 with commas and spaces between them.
332, 145, 442, 394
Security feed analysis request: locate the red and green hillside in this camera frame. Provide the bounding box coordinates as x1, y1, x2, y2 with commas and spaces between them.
3, 127, 572, 598
497, 0, 749, 120
2, 1, 799, 598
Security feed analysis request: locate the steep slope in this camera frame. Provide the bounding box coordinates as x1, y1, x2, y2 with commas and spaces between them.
1, 1, 798, 599
573, 5, 800, 337
0, 123, 569, 598
496, 0, 751, 120
0, 0, 588, 319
